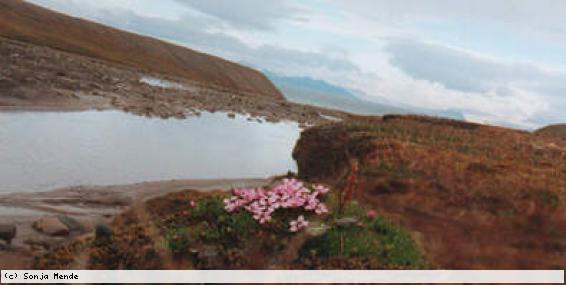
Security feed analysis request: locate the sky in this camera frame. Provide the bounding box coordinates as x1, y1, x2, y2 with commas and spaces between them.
28, 0, 566, 129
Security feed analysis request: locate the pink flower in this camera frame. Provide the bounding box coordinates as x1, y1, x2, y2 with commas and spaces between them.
313, 184, 330, 194
289, 215, 309, 232
189, 200, 197, 208
315, 203, 328, 215
225, 179, 330, 227
366, 209, 377, 219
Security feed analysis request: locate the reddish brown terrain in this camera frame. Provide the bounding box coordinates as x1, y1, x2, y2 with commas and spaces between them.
25, 115, 566, 270
1, 0, 565, 272
293, 115, 566, 269
537, 124, 566, 141
0, 0, 282, 99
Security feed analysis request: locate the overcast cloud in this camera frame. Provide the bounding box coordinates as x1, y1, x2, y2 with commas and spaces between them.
173, 0, 304, 31
27, 0, 566, 129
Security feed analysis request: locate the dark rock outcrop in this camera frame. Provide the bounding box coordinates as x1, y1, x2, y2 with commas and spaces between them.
0, 224, 17, 245
292, 125, 350, 180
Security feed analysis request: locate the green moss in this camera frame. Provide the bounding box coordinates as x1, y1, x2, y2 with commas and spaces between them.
164, 197, 258, 252
300, 215, 426, 268
163, 193, 426, 269
164, 227, 192, 254
371, 216, 425, 267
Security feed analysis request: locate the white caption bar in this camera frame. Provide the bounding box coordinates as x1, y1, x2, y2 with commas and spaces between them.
0, 270, 563, 284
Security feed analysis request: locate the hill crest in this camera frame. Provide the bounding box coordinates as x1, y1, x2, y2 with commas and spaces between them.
0, 0, 283, 99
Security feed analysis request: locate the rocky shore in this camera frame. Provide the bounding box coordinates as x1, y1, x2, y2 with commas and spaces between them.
0, 38, 348, 128
0, 178, 269, 269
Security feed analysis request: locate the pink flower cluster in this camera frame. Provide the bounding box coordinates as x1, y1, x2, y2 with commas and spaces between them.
224, 178, 330, 232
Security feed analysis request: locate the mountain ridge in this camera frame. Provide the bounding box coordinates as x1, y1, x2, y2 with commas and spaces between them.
265, 71, 355, 98
263, 71, 407, 115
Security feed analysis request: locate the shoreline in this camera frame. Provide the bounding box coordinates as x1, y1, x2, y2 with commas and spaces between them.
0, 177, 272, 216
0, 105, 113, 113
0, 37, 350, 127
0, 178, 272, 269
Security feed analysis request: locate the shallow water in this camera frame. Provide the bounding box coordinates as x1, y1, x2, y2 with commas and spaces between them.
0, 111, 300, 193
140, 76, 196, 92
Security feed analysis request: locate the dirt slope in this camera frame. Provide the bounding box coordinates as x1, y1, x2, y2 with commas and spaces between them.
293, 115, 566, 269
0, 0, 283, 100
536, 124, 566, 141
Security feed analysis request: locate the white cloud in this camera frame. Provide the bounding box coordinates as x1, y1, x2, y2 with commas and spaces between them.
173, 0, 304, 31
330, 0, 566, 44
385, 39, 566, 96
355, 40, 553, 129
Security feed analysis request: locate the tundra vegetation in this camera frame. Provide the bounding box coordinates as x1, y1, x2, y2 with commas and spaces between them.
33, 115, 566, 269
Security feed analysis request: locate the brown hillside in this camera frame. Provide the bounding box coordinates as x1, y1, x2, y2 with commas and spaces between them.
536, 124, 566, 141
0, 0, 283, 99
293, 115, 566, 269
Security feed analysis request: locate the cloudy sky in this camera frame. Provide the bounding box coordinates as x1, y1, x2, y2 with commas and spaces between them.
28, 0, 566, 129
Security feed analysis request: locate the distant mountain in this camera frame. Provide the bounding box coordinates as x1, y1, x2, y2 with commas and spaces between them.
265, 71, 407, 115
265, 72, 354, 98
266, 71, 470, 122
0, 0, 283, 99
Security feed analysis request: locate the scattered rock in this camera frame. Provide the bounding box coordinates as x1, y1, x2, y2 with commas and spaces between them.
33, 216, 70, 236
334, 217, 359, 227
24, 237, 60, 252
57, 215, 85, 233
227, 113, 236, 119
0, 224, 17, 245
306, 222, 330, 237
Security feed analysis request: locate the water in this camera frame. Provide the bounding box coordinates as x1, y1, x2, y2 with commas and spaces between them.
0, 111, 301, 193
140, 76, 196, 92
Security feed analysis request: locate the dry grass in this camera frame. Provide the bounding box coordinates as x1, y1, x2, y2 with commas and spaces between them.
536, 124, 566, 141
294, 115, 566, 269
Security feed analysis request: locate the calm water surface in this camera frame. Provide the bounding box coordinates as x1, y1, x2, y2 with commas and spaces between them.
0, 111, 300, 193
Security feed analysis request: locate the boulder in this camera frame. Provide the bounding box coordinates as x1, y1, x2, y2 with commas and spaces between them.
33, 216, 69, 236
292, 125, 350, 180
334, 217, 359, 227
0, 224, 17, 245
95, 224, 113, 240
57, 215, 85, 233
305, 222, 330, 237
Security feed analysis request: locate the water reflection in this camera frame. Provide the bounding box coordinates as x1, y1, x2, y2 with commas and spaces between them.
0, 111, 300, 193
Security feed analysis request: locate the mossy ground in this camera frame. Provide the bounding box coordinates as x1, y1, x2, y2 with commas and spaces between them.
33, 187, 427, 270
159, 191, 427, 269
298, 198, 425, 269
